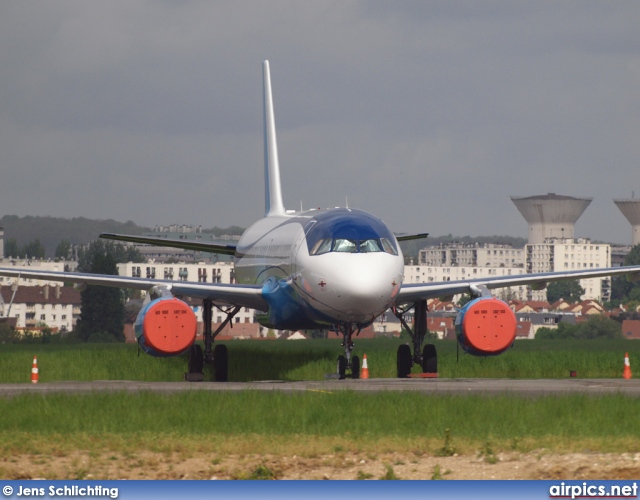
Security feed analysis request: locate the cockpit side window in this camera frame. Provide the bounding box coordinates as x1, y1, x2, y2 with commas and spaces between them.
381, 238, 398, 255
311, 238, 333, 255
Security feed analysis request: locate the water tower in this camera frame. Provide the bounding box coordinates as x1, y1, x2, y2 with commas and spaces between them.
613, 199, 640, 246
510, 193, 592, 244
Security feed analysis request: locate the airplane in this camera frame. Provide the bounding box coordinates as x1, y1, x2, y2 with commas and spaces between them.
2, 60, 640, 381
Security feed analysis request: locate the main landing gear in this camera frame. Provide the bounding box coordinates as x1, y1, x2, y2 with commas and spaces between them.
185, 299, 239, 382
336, 324, 361, 380
392, 300, 438, 378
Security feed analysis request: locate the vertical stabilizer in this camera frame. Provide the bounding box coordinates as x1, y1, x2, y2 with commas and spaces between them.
263, 60, 286, 217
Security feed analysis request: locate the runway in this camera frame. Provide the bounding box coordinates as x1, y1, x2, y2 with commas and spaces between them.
1, 378, 640, 397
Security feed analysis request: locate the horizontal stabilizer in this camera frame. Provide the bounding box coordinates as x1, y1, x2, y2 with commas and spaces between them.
396, 233, 429, 242
100, 233, 236, 256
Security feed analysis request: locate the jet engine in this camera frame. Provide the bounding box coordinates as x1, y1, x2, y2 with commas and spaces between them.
134, 296, 197, 357
454, 296, 516, 356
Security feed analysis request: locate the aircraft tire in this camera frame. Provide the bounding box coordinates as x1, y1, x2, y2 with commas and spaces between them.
422, 343, 437, 374
396, 344, 412, 378
187, 344, 204, 374
351, 355, 360, 379
213, 344, 228, 382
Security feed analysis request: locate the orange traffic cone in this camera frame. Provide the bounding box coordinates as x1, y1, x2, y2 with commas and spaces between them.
31, 356, 39, 384
623, 352, 632, 380
361, 354, 369, 379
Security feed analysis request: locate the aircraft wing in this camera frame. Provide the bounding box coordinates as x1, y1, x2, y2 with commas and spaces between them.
100, 233, 237, 256
396, 265, 640, 304
0, 267, 266, 310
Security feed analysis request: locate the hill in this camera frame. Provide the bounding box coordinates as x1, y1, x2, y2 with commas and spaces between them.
1, 214, 527, 261
1, 215, 150, 258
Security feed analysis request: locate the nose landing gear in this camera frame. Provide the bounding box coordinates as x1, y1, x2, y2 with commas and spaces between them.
336, 324, 361, 379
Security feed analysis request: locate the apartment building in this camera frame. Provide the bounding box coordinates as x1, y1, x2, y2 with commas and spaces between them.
419, 243, 524, 268
411, 238, 611, 302
403, 264, 528, 301
525, 238, 611, 301
0, 284, 81, 331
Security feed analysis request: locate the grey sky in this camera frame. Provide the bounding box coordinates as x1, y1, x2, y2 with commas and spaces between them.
1, 1, 639, 244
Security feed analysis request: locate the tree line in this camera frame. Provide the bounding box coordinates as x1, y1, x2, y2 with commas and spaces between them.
535, 315, 623, 340
3, 238, 76, 260
1, 214, 246, 258
1, 214, 151, 258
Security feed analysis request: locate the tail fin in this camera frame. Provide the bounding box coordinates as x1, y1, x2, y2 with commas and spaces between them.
262, 60, 286, 217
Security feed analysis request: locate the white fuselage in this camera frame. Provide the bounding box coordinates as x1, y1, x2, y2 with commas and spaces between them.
234, 208, 404, 330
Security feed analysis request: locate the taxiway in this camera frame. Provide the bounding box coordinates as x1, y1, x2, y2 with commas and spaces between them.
1, 378, 639, 397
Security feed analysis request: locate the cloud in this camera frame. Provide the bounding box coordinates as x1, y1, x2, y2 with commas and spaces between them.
1, 1, 639, 244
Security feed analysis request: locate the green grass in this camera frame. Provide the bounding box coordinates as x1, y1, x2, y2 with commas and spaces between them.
1, 391, 639, 454
1, 338, 638, 382
2, 339, 638, 463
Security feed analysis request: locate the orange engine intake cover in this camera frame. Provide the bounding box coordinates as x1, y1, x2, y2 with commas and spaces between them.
461, 297, 517, 354
142, 298, 197, 355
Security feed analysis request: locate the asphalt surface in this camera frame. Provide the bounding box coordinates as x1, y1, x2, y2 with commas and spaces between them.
1, 378, 640, 397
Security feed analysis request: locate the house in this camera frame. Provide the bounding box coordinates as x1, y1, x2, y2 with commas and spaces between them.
428, 299, 457, 312
549, 299, 572, 312
510, 300, 550, 313
621, 320, 640, 339
515, 321, 534, 339
570, 300, 605, 316
427, 315, 455, 340
515, 312, 577, 338
286, 331, 308, 340
327, 325, 377, 339
372, 311, 403, 337
512, 302, 536, 314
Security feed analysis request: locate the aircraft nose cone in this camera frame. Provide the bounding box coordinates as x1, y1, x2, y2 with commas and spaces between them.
328, 255, 401, 320
346, 267, 390, 300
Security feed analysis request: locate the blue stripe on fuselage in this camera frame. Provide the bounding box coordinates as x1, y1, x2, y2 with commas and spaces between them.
258, 275, 369, 330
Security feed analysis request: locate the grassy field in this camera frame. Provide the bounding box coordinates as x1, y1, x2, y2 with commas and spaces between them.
0, 338, 637, 383
2, 340, 639, 476
3, 391, 639, 442
1, 391, 640, 456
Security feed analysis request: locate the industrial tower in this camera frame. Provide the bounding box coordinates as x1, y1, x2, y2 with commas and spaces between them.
510, 193, 592, 244
614, 199, 640, 246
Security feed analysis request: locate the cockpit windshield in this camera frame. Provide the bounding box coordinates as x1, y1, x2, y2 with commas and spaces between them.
305, 209, 399, 256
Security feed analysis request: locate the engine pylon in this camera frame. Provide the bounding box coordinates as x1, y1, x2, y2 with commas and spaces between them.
623, 352, 632, 380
